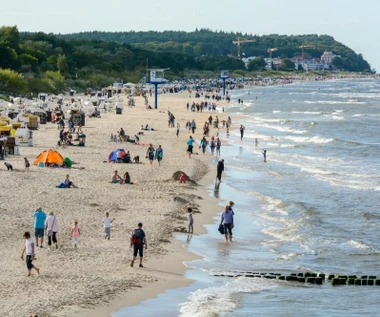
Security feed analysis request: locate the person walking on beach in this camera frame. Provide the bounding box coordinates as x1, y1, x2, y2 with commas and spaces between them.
187, 136, 195, 159
210, 136, 216, 155
45, 211, 58, 249
200, 136, 208, 154
191, 119, 196, 134
33, 207, 46, 248
21, 232, 40, 277
221, 205, 234, 242
216, 137, 221, 156
103, 212, 115, 240
187, 207, 194, 233
240, 125, 245, 141
24, 157, 30, 171
216, 159, 225, 183
155, 145, 163, 166
176, 123, 180, 137
262, 149, 267, 163
146, 144, 155, 165
130, 222, 147, 268
71, 221, 81, 247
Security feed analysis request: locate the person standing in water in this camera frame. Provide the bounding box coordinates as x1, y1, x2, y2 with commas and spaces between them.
254, 138, 259, 149
221, 205, 234, 242
240, 125, 245, 141
262, 149, 267, 163
187, 207, 194, 233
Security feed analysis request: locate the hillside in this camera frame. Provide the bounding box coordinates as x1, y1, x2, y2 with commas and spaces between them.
58, 29, 371, 72
0, 26, 372, 96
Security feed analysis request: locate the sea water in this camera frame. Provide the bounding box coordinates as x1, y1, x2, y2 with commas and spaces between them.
113, 79, 380, 317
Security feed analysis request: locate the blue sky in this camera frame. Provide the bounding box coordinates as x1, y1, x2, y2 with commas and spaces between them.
1, 0, 378, 71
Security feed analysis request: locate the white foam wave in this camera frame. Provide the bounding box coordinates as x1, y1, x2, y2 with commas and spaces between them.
262, 227, 301, 243
179, 278, 278, 317
314, 174, 378, 191
292, 111, 322, 114
282, 135, 334, 144
349, 240, 371, 250
304, 100, 366, 105
246, 192, 288, 215
254, 123, 308, 135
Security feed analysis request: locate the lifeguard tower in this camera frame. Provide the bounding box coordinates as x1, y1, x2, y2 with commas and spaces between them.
220, 70, 229, 96
146, 69, 168, 109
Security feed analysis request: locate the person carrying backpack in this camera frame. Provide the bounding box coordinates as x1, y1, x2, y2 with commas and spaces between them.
130, 222, 147, 268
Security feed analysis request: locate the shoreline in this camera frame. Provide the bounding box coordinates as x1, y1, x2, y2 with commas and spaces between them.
69, 169, 221, 317
1, 89, 233, 317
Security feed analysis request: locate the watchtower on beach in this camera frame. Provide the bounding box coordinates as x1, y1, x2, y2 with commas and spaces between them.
220, 70, 229, 96
146, 69, 168, 109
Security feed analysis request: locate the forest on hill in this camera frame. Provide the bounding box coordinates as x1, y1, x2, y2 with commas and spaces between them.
0, 26, 372, 96
59, 29, 372, 72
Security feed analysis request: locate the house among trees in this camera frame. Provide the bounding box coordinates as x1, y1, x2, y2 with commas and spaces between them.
321, 51, 341, 64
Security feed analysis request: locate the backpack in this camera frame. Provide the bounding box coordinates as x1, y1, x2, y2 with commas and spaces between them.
131, 229, 143, 245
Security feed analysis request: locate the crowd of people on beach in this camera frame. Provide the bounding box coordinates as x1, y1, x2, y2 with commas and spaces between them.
21, 206, 148, 276
13, 88, 265, 283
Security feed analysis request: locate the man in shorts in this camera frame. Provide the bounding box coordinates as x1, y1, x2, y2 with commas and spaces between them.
33, 207, 46, 248
130, 222, 147, 268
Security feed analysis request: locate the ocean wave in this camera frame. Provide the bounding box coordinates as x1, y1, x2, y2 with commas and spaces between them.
314, 174, 378, 191
253, 123, 308, 135
292, 111, 322, 114
304, 100, 367, 105
349, 240, 371, 250
262, 227, 301, 243
247, 192, 288, 215
282, 135, 334, 144
179, 278, 277, 317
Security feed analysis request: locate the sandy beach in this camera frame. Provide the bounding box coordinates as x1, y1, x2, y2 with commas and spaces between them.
1, 91, 230, 317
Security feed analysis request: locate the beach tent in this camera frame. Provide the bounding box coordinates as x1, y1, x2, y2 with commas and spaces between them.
33, 149, 64, 166
108, 149, 126, 162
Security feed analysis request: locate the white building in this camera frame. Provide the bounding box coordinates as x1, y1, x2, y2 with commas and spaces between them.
321, 51, 341, 64
242, 56, 257, 69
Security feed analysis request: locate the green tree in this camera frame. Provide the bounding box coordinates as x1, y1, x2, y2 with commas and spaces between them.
0, 68, 27, 93
279, 58, 295, 71
57, 54, 69, 75
331, 56, 343, 70
248, 57, 266, 71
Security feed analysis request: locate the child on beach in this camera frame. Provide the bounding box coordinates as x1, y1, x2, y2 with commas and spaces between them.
24, 157, 30, 171
71, 221, 81, 247
179, 173, 186, 183
262, 149, 267, 163
187, 207, 194, 233
103, 212, 115, 240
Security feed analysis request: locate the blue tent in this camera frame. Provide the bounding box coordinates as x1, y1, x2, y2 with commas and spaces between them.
108, 149, 126, 162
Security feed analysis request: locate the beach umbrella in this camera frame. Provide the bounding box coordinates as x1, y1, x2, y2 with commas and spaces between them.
108, 149, 126, 162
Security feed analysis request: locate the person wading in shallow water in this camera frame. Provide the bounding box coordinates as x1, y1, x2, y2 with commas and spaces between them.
216, 159, 224, 183
221, 205, 234, 242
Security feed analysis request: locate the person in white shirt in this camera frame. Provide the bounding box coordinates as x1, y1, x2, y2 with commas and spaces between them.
21, 232, 40, 276
103, 212, 115, 240
45, 211, 58, 249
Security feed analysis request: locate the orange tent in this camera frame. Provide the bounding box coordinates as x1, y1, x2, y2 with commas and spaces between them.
33, 149, 64, 166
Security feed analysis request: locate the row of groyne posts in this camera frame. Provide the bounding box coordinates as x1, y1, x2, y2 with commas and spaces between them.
210, 271, 380, 286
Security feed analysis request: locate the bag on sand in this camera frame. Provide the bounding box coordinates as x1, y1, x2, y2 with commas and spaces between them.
218, 223, 225, 235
